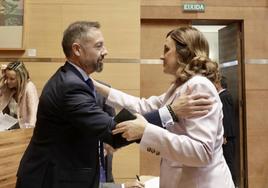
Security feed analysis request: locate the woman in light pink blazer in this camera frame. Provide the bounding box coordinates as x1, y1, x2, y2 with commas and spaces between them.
94, 27, 234, 188
0, 61, 38, 128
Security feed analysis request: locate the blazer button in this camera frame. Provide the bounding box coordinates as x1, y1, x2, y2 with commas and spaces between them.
147, 147, 151, 152
156, 151, 160, 155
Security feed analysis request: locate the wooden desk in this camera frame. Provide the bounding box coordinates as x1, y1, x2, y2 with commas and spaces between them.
0, 128, 33, 188
0, 128, 139, 187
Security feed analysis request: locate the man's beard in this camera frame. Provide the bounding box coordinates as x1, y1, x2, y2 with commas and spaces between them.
95, 61, 103, 73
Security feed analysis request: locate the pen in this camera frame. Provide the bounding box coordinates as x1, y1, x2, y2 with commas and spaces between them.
136, 175, 140, 181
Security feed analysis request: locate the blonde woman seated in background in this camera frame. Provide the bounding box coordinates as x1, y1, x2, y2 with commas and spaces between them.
0, 61, 39, 128
94, 26, 234, 188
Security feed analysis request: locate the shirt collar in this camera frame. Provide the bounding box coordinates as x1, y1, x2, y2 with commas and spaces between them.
67, 61, 89, 81
218, 88, 226, 94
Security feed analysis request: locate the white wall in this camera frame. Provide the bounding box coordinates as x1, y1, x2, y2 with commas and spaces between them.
193, 25, 226, 63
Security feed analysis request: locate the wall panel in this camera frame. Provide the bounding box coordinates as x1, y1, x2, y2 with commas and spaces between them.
61, 1, 140, 59
24, 62, 62, 94
140, 64, 173, 176
140, 64, 173, 97
243, 8, 268, 59
25, 4, 63, 58
113, 144, 140, 183
1, 0, 140, 59
246, 90, 268, 188
245, 64, 268, 90
141, 20, 189, 59
24, 62, 140, 97
141, 0, 267, 7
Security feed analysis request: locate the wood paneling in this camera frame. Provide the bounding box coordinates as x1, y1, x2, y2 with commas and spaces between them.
140, 64, 173, 97
35, 0, 139, 59
0, 129, 33, 188
246, 91, 268, 136
141, 19, 189, 59
27, 0, 62, 4
140, 64, 173, 175
0, 130, 140, 187
61, 1, 140, 59
243, 8, 268, 59
248, 177, 268, 188
92, 63, 140, 93
113, 144, 140, 182
140, 18, 187, 177
1, 0, 140, 59
141, 0, 267, 7
140, 151, 160, 176
25, 4, 63, 58
24, 62, 62, 95
24, 61, 140, 97
200, 0, 267, 7
246, 90, 268, 188
141, 6, 198, 19
245, 64, 268, 90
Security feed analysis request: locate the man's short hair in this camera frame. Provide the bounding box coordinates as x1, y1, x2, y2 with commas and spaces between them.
62, 21, 100, 57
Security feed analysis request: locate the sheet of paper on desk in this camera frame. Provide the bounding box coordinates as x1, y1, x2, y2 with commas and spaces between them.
144, 176, 159, 188
0, 113, 18, 131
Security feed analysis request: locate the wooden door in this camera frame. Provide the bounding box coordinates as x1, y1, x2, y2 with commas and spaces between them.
218, 22, 246, 188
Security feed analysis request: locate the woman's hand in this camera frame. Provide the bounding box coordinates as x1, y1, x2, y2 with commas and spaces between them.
171, 86, 213, 119
112, 114, 148, 141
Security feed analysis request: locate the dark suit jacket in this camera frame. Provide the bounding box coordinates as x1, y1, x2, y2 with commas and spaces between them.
219, 89, 235, 138
16, 62, 129, 188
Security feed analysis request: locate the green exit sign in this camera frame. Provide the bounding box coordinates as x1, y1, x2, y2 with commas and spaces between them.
183, 3, 205, 12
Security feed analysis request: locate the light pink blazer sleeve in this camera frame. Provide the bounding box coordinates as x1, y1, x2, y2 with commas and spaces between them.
106, 85, 175, 114
18, 81, 39, 128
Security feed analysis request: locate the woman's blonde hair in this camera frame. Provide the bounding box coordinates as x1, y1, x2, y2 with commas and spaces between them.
2, 61, 30, 102
167, 26, 219, 85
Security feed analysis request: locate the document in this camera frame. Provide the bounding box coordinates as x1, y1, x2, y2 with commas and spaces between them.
140, 176, 159, 188
144, 176, 159, 188
0, 113, 18, 131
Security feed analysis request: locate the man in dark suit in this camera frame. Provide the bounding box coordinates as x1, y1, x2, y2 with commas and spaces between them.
216, 76, 236, 184
16, 21, 131, 188
15, 21, 213, 188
